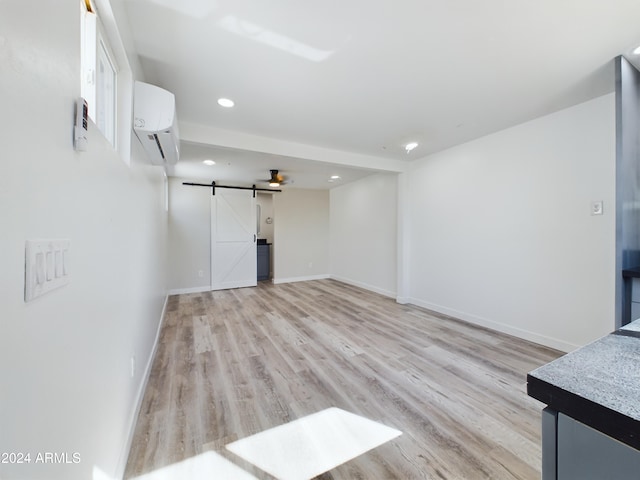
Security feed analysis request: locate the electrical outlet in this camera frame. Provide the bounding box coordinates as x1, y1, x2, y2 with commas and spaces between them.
591, 200, 603, 216
198, 270, 204, 278
130, 356, 136, 378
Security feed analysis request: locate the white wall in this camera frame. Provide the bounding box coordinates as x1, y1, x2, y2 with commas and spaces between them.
273, 189, 330, 282
168, 177, 211, 293
0, 3, 167, 480
329, 173, 398, 297
257, 192, 275, 244
406, 94, 616, 352
167, 185, 329, 289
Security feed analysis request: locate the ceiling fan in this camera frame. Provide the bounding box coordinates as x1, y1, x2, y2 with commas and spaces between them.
260, 169, 287, 187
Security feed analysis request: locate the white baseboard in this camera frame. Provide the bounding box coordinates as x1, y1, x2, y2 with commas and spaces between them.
329, 275, 396, 299
407, 297, 578, 353
168, 285, 211, 295
272, 274, 330, 284
116, 294, 169, 479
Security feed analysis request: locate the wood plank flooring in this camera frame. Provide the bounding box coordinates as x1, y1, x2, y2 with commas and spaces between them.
124, 279, 562, 479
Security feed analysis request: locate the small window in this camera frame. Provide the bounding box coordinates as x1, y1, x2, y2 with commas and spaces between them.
81, 0, 118, 149
96, 35, 117, 146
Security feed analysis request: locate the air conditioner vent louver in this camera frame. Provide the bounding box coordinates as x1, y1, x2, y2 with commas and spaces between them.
153, 134, 166, 159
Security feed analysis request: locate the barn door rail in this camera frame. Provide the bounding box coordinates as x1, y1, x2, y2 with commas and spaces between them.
182, 181, 282, 197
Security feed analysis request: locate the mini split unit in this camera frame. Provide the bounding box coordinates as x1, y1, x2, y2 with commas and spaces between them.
133, 81, 180, 165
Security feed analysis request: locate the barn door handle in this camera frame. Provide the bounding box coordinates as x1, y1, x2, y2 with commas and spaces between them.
254, 234, 256, 243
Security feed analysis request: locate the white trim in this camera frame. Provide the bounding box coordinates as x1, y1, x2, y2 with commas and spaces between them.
116, 294, 168, 479
329, 274, 396, 299
80, 6, 97, 116
406, 297, 578, 353
168, 285, 211, 295
395, 296, 410, 305
272, 274, 330, 284
211, 279, 258, 291
396, 172, 411, 301
95, 26, 118, 147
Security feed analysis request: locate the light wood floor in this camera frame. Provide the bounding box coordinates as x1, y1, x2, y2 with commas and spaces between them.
124, 279, 561, 479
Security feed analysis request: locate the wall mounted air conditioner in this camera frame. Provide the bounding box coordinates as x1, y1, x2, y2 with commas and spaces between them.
133, 81, 180, 165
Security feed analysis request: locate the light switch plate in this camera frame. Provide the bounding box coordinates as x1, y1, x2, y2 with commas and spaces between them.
591, 201, 603, 216
25, 239, 70, 302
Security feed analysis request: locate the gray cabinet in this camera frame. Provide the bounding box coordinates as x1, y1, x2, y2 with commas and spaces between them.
257, 244, 270, 281
541, 409, 640, 480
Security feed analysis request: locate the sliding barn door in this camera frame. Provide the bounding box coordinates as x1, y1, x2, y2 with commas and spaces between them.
210, 189, 257, 290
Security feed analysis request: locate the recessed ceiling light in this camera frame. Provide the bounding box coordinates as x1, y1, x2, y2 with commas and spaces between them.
634, 45, 640, 55
405, 142, 418, 153
203, 159, 215, 166
330, 175, 341, 180
217, 98, 235, 108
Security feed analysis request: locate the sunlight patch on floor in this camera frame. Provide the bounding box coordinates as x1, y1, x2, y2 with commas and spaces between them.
130, 450, 257, 480
226, 407, 402, 480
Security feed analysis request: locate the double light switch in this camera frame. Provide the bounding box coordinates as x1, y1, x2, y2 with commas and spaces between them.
25, 239, 70, 302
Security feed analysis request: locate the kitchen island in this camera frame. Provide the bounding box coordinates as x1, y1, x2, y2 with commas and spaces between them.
527, 320, 640, 479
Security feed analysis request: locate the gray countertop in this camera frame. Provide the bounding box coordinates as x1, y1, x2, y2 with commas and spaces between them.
527, 319, 640, 449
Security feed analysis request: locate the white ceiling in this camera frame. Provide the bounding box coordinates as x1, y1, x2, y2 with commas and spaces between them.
169, 142, 375, 189
123, 0, 640, 189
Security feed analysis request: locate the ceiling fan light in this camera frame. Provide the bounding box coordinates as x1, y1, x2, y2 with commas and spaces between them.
268, 169, 282, 187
